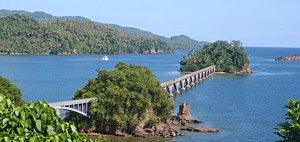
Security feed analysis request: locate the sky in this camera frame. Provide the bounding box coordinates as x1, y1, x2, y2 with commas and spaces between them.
1, 0, 300, 47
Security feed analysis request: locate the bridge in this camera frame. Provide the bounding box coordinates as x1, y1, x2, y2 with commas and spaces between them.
49, 65, 216, 117
48, 97, 97, 117
161, 65, 216, 96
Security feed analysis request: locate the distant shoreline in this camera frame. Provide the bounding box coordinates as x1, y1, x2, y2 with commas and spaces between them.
275, 55, 300, 61
214, 71, 254, 74
180, 71, 253, 75
0, 52, 174, 55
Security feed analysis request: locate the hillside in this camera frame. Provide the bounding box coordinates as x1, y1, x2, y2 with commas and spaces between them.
0, 14, 172, 54
0, 9, 208, 49
170, 35, 209, 49
106, 24, 209, 49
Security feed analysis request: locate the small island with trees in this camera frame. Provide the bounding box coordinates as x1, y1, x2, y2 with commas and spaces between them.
179, 40, 251, 73
64, 62, 176, 137
275, 54, 300, 61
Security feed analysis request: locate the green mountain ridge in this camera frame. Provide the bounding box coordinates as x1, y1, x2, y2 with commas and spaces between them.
0, 9, 90, 22
104, 23, 209, 49
0, 9, 209, 49
0, 14, 172, 54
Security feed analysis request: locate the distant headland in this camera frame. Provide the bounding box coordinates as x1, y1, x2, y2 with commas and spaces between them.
275, 55, 300, 61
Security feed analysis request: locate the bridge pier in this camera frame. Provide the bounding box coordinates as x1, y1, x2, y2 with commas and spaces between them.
161, 65, 216, 96
174, 82, 180, 94
190, 76, 195, 86
166, 85, 173, 96
180, 80, 185, 90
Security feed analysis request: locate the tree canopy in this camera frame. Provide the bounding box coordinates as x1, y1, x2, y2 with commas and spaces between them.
0, 76, 25, 106
64, 62, 174, 134
179, 40, 250, 73
0, 94, 107, 141
0, 14, 172, 54
274, 99, 300, 142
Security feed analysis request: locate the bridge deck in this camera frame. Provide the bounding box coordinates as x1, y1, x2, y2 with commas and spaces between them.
161, 65, 216, 87
48, 97, 97, 107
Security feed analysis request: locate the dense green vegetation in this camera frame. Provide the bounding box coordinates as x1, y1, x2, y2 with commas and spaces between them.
65, 62, 174, 134
0, 14, 172, 54
179, 40, 250, 73
0, 94, 107, 141
274, 99, 300, 142
0, 9, 208, 50
0, 76, 25, 106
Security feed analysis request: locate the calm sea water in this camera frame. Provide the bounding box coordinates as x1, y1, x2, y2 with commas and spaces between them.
0, 47, 300, 142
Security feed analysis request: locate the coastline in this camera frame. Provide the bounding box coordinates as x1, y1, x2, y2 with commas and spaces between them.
180, 71, 253, 75
214, 71, 254, 75
0, 52, 174, 55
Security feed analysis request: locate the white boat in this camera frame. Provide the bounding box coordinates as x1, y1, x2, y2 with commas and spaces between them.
102, 55, 109, 61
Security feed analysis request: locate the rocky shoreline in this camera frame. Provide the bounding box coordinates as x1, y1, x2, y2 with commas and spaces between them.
86, 102, 218, 138
275, 55, 300, 61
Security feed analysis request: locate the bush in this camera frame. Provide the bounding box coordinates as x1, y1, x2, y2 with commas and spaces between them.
274, 99, 300, 141
0, 94, 107, 141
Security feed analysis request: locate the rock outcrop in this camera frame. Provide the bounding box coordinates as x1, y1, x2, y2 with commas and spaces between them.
172, 102, 202, 125
180, 127, 219, 132
170, 102, 219, 133
132, 108, 179, 138
133, 121, 179, 138
275, 55, 300, 61
236, 64, 251, 73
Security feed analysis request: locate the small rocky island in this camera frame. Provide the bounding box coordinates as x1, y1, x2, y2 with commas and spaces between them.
275, 55, 300, 61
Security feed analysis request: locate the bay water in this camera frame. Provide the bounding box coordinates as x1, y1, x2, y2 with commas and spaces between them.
0, 47, 300, 141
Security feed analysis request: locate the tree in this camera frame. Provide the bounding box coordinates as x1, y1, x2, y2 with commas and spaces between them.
231, 40, 243, 50
274, 99, 300, 142
0, 76, 25, 106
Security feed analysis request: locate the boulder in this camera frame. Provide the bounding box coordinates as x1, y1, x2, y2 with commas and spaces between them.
180, 126, 219, 133
115, 130, 128, 136
179, 131, 186, 136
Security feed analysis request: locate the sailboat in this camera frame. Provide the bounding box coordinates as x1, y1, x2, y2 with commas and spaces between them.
102, 55, 109, 61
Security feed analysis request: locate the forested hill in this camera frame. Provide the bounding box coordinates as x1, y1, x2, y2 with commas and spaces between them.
170, 35, 209, 49
106, 24, 209, 49
0, 14, 172, 54
179, 40, 251, 73
0, 9, 208, 50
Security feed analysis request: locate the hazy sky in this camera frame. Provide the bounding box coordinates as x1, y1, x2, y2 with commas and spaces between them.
1, 0, 300, 47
